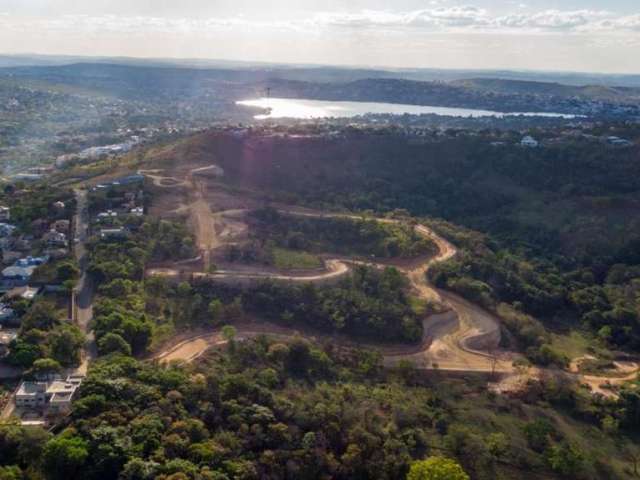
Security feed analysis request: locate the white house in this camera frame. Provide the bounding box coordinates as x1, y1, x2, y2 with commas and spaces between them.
15, 375, 83, 412
0, 207, 9, 221
521, 136, 539, 148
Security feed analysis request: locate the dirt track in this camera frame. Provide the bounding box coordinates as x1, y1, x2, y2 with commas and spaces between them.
148, 195, 512, 374
145, 169, 638, 394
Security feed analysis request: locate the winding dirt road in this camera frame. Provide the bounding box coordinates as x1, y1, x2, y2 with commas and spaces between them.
145, 169, 638, 394
150, 204, 511, 374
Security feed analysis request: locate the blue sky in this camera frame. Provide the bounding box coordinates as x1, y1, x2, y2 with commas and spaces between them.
0, 1, 638, 73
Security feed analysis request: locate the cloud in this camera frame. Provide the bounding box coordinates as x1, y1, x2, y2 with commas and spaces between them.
305, 7, 639, 35
0, 6, 638, 38
308, 6, 490, 31
496, 9, 609, 30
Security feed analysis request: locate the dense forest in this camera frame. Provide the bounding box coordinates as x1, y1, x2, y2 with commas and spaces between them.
242, 266, 423, 343
222, 208, 436, 269
245, 208, 437, 260
154, 129, 640, 357
5, 124, 640, 480
4, 334, 640, 480
86, 212, 424, 355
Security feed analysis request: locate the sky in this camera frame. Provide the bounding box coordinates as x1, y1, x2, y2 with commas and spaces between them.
0, 0, 639, 73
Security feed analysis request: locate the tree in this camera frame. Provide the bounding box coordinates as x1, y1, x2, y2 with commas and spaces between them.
223, 297, 244, 321
407, 457, 469, 480
547, 443, 584, 477
208, 299, 223, 324
523, 419, 554, 452
42, 435, 88, 480
56, 262, 79, 282
221, 325, 237, 352
98, 333, 132, 356
30, 358, 62, 379
486, 432, 508, 460
7, 340, 42, 368
0, 466, 22, 480
49, 324, 85, 367
21, 301, 59, 331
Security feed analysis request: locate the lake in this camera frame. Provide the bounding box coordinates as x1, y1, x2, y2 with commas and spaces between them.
237, 97, 578, 120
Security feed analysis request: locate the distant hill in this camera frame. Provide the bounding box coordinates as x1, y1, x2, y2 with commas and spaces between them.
1, 62, 639, 115
2, 54, 640, 87
452, 78, 640, 103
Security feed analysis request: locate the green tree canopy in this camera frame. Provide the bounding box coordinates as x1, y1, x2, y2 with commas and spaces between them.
407, 457, 469, 480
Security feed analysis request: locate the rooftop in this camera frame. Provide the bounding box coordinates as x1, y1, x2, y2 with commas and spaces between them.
0, 330, 17, 345
2, 265, 37, 279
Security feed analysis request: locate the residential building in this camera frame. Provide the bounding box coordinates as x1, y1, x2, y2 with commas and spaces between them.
44, 248, 68, 260
0, 223, 16, 238
0, 329, 17, 357
521, 135, 539, 148
97, 210, 118, 222
606, 136, 634, 147
52, 219, 71, 233
1, 265, 36, 288
42, 229, 68, 248
1, 256, 48, 288
0, 206, 9, 221
0, 304, 16, 325
15, 376, 83, 412
112, 174, 144, 186
4, 286, 40, 301
130, 207, 144, 217
100, 228, 128, 240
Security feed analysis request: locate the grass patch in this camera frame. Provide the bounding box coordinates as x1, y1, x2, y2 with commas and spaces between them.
549, 330, 592, 359
271, 247, 322, 270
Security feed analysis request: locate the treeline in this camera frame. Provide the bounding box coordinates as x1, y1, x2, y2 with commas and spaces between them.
145, 265, 422, 346
247, 208, 437, 259
243, 266, 422, 343
428, 223, 640, 360
6, 299, 85, 374
88, 218, 196, 283
2, 334, 637, 479
87, 219, 197, 356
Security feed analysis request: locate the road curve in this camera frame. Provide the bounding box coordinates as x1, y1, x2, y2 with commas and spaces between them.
150, 209, 510, 373
143, 169, 638, 390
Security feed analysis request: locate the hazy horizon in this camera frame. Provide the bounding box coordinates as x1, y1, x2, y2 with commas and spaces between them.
1, 0, 639, 74
3, 51, 640, 78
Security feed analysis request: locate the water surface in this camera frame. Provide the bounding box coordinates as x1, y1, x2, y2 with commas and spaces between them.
237, 97, 577, 119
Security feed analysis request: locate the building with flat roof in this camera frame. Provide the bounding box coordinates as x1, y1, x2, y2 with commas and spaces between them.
100, 228, 128, 240
0, 207, 10, 221
15, 375, 83, 413
1, 256, 48, 288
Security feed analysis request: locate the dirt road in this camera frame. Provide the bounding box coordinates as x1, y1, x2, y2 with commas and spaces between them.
150, 206, 512, 374
144, 170, 638, 393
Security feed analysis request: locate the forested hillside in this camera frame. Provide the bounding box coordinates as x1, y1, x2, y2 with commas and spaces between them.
146, 127, 640, 357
